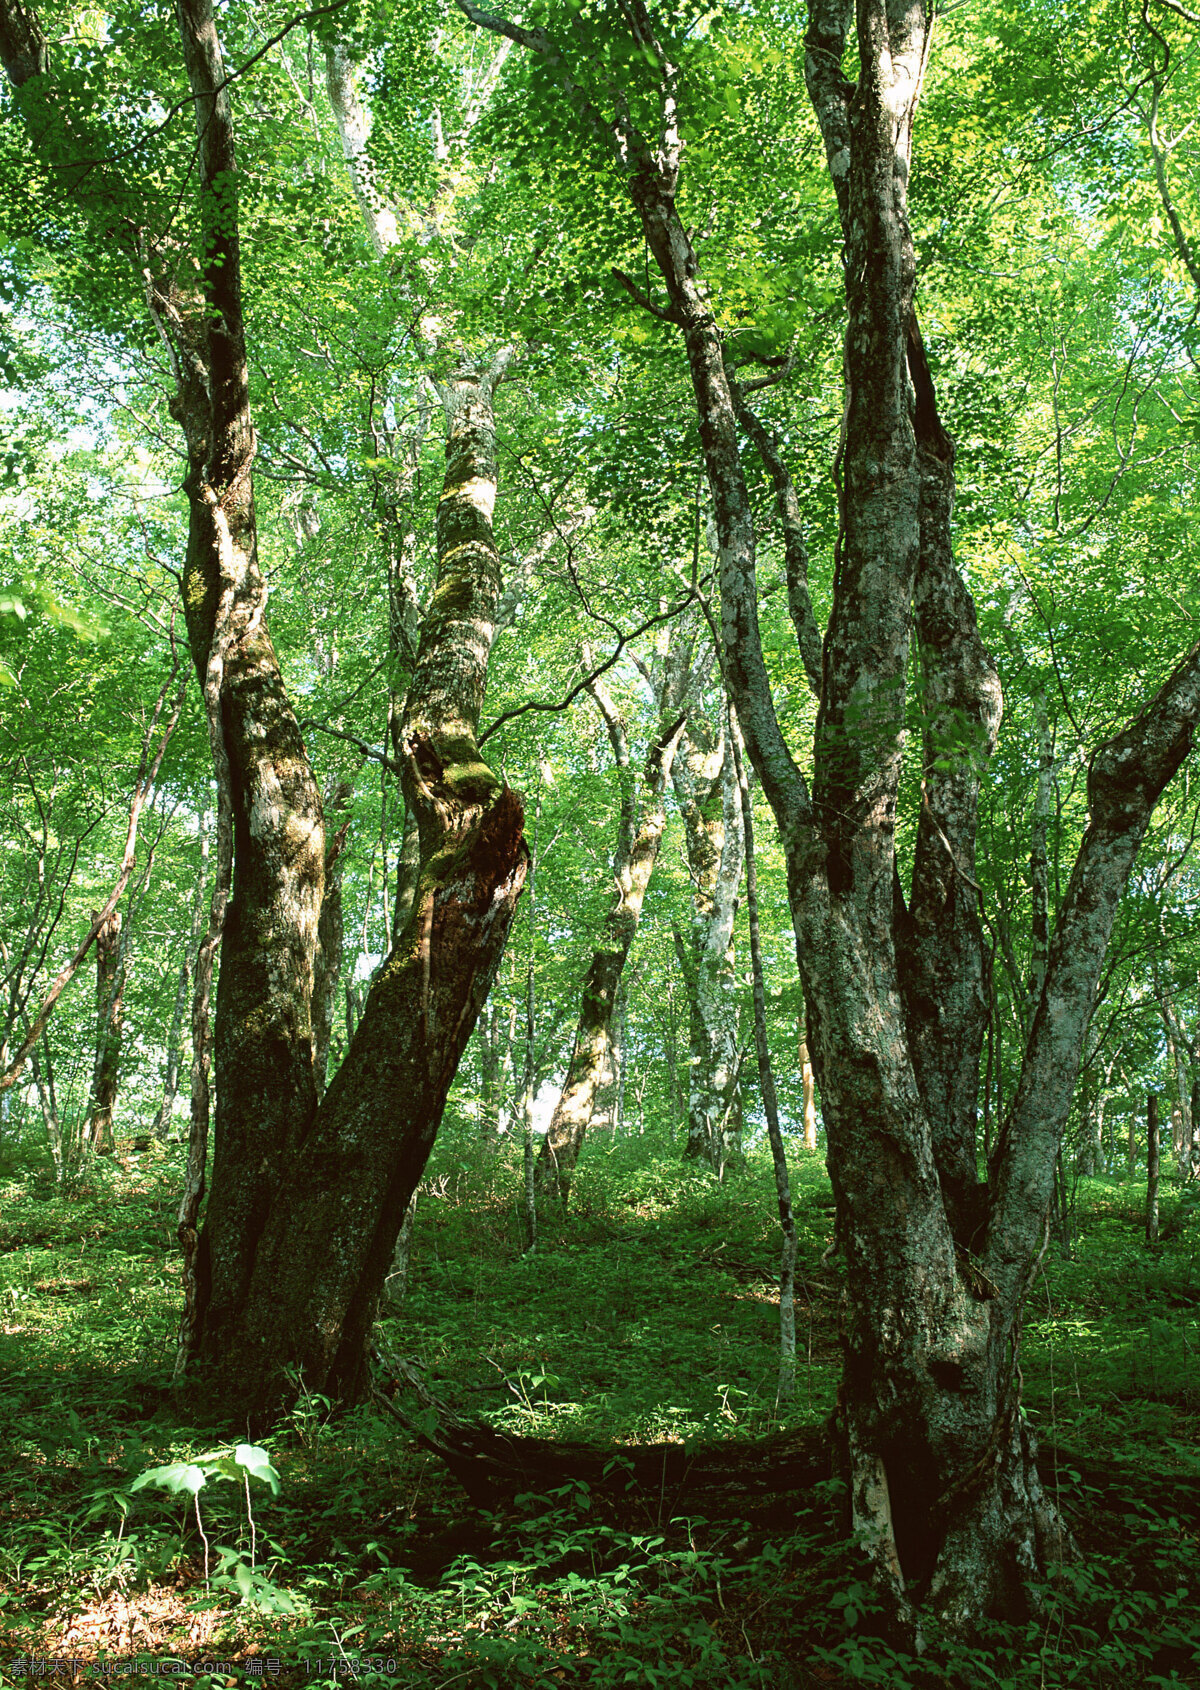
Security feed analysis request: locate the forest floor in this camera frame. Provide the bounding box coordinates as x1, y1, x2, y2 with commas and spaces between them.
0, 1132, 1197, 1688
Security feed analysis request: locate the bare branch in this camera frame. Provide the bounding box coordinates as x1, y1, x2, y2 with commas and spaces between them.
478, 594, 696, 746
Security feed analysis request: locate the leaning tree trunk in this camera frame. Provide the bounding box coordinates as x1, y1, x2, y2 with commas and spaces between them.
672, 717, 745, 1168
84, 909, 124, 1155
537, 668, 686, 1205
198, 355, 527, 1419
0, 0, 527, 1423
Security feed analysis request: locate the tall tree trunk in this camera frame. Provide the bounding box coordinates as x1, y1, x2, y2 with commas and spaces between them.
672, 719, 746, 1168
0, 1, 528, 1421
730, 705, 797, 1402
83, 909, 124, 1155
162, 0, 327, 1368
460, 0, 1200, 1629
196, 353, 527, 1418
537, 669, 686, 1205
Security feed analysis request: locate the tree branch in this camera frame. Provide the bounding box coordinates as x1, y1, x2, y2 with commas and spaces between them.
728, 373, 823, 697
478, 594, 696, 746
611, 265, 681, 324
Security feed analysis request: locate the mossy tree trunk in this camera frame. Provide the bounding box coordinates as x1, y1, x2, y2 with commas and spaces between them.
197, 355, 526, 1418
0, 0, 526, 1425
457, 0, 1200, 1633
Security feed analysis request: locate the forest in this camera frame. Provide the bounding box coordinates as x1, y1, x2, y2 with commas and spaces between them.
1, 0, 1199, 1681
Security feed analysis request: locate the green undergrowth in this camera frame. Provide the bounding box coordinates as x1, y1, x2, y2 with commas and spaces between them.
0, 1135, 1197, 1686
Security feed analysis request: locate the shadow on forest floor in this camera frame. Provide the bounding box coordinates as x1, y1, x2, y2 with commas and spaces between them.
0, 1144, 1198, 1687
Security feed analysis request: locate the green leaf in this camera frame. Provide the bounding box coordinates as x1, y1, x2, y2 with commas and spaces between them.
234, 1443, 281, 1493
130, 1462, 207, 1497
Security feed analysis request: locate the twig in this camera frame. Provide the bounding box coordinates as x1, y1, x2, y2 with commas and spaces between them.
478, 594, 696, 745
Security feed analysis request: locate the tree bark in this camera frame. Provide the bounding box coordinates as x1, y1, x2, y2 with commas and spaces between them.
193, 354, 527, 1418
157, 0, 328, 1370
83, 909, 124, 1155
537, 668, 686, 1205
672, 718, 745, 1167
1146, 1092, 1160, 1245
0, 0, 528, 1422
456, 0, 1200, 1630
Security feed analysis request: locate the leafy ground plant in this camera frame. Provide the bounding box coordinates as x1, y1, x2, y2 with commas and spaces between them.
1, 1147, 1198, 1685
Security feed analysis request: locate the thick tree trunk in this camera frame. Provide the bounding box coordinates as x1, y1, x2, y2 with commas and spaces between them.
672, 720, 745, 1167
193, 356, 526, 1419
84, 910, 124, 1155
148, 0, 328, 1369
0, 1, 528, 1418
537, 674, 686, 1204
455, 0, 1200, 1628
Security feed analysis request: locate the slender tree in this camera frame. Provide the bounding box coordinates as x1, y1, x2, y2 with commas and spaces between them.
537, 650, 690, 1203
672, 716, 746, 1171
